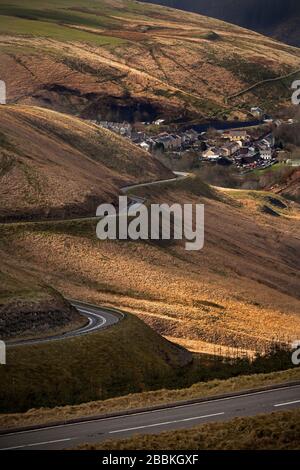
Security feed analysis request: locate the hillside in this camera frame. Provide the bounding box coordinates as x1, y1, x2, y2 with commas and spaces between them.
0, 105, 170, 221
141, 0, 300, 47
0, 310, 191, 412
0, 258, 84, 340
277, 169, 300, 202
0, 1, 299, 122
1, 177, 299, 355
1, 174, 300, 411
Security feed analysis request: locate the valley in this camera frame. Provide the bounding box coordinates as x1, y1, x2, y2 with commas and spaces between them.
0, 0, 299, 453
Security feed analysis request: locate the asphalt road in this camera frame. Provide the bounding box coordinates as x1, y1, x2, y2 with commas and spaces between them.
121, 172, 189, 193
1, 384, 299, 450
7, 300, 122, 347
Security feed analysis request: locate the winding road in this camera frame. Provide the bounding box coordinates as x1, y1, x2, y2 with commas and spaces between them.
7, 300, 123, 348
6, 172, 188, 349
2, 171, 299, 450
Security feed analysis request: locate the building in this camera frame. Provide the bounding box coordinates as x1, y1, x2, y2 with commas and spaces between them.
139, 142, 151, 152
182, 129, 199, 144
98, 121, 132, 138
202, 147, 221, 160
251, 107, 263, 118
0, 80, 6, 105
260, 149, 272, 160
240, 152, 260, 165
154, 133, 181, 151
131, 131, 146, 143
263, 133, 275, 147
286, 159, 300, 167
170, 134, 182, 148
221, 141, 240, 157
224, 130, 248, 142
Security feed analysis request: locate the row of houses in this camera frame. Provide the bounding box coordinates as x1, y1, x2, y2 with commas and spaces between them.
201, 130, 275, 168
94, 119, 202, 153
95, 118, 276, 170
137, 129, 200, 153
96, 121, 133, 138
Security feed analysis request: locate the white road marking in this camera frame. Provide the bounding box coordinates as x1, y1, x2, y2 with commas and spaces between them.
8, 306, 111, 347
109, 412, 225, 434
274, 399, 300, 407
75, 309, 107, 332
1, 437, 73, 450
2, 385, 299, 438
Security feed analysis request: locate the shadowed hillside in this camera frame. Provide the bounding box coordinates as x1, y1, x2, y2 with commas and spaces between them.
141, 0, 300, 47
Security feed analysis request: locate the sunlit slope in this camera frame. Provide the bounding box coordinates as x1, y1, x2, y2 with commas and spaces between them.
0, 0, 299, 120
1, 178, 299, 353
0, 105, 170, 220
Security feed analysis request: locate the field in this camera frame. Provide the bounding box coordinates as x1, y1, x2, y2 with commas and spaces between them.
1, 172, 299, 413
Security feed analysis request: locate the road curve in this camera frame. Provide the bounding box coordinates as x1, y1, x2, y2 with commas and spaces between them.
5, 172, 188, 348
7, 300, 122, 348
0, 384, 299, 450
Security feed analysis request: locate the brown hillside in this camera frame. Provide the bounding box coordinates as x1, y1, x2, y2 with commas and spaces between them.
1, 177, 299, 353
0, 105, 170, 220
0, 256, 84, 339
0, 0, 299, 121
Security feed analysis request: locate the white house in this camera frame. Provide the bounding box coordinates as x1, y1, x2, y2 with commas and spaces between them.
251, 107, 263, 118
202, 147, 221, 160
260, 149, 272, 160
139, 142, 150, 152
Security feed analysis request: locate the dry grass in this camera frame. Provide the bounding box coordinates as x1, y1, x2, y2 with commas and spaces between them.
0, 105, 170, 220
1, 176, 299, 353
1, 368, 299, 431
0, 258, 85, 339
77, 408, 300, 450
0, 0, 299, 117
0, 312, 190, 414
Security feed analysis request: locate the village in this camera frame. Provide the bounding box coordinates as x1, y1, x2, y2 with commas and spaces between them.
93, 108, 282, 173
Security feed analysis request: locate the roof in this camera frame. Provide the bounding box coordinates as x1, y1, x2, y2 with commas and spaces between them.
221, 142, 239, 149
228, 130, 248, 136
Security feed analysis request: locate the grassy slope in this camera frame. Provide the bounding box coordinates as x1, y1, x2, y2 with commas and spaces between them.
0, 0, 299, 118
0, 177, 299, 354
78, 408, 300, 450
1, 368, 299, 430
0, 254, 85, 339
142, 0, 300, 48
0, 312, 190, 413
0, 179, 299, 413
0, 105, 171, 220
